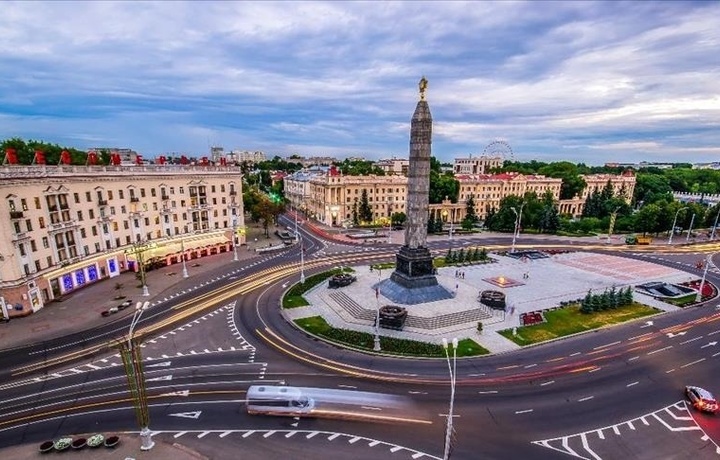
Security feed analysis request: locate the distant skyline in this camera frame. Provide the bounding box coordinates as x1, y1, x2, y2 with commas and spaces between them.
1, 1, 719, 165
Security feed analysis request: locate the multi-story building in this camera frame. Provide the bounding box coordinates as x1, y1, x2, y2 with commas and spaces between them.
557, 171, 636, 216
285, 168, 408, 227
375, 157, 409, 176
285, 155, 338, 168
230, 150, 267, 164
0, 164, 244, 319
453, 155, 503, 175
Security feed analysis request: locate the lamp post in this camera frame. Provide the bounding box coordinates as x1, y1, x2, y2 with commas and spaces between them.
510, 203, 524, 253
299, 236, 305, 284
442, 209, 451, 240
127, 241, 153, 296
180, 237, 189, 278
374, 269, 382, 352
686, 213, 696, 243
711, 206, 720, 241
442, 337, 458, 460
697, 255, 711, 303
668, 207, 687, 245
232, 216, 239, 262
120, 301, 154, 451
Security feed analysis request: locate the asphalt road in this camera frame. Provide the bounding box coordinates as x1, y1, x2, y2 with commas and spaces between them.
1, 223, 720, 459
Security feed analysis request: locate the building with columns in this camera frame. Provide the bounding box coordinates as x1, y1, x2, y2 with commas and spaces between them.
0, 164, 244, 319
557, 171, 636, 216
453, 155, 503, 175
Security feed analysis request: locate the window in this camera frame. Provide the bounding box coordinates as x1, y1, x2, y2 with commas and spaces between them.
19, 244, 26, 257
170, 187, 175, 194
77, 210, 83, 221
80, 228, 86, 238
21, 198, 28, 210
144, 217, 150, 226
86, 191, 92, 202
211, 185, 216, 193
34, 197, 41, 209
23, 264, 30, 276
150, 188, 156, 197
84, 246, 90, 256
119, 190, 124, 199
125, 235, 131, 245
42, 236, 49, 248
152, 203, 158, 211
121, 205, 126, 214
110, 206, 116, 215
108, 190, 114, 200
73, 193, 80, 203
213, 198, 217, 205
89, 209, 94, 219
134, 219, 139, 228
35, 260, 41, 272
91, 226, 98, 236
140, 188, 146, 198
102, 224, 109, 234
113, 222, 118, 231
221, 184, 226, 193
179, 187, 184, 194
25, 219, 32, 231
46, 255, 52, 267
124, 221, 129, 229
13, 221, 21, 234
95, 242, 101, 252
31, 240, 37, 252
221, 197, 226, 204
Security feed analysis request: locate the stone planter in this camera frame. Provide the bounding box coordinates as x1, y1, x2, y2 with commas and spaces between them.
38, 441, 54, 453
87, 434, 104, 448
72, 437, 87, 449
104, 435, 120, 448
54, 437, 72, 451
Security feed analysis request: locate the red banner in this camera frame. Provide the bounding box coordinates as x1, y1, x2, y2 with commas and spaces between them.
59, 150, 71, 165
4, 148, 18, 165
135, 155, 143, 165
201, 156, 209, 166
111, 153, 122, 165
87, 151, 98, 165
219, 157, 227, 166
180, 155, 189, 165
158, 155, 166, 165
34, 150, 46, 165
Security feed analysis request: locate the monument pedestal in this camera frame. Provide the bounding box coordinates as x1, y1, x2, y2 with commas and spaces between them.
377, 246, 453, 305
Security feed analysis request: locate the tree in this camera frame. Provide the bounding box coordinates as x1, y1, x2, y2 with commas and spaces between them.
580, 290, 594, 314
429, 171, 459, 204
352, 199, 359, 226
428, 213, 437, 234
633, 203, 660, 235
391, 212, 407, 226
359, 189, 373, 223
538, 161, 587, 200
465, 195, 479, 223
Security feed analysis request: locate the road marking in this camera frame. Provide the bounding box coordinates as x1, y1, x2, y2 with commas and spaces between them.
515, 409, 533, 414
681, 358, 705, 368
478, 390, 498, 394
169, 411, 202, 419
540, 381, 554, 386
708, 329, 720, 336
648, 345, 673, 355
593, 341, 621, 350
569, 352, 581, 357
700, 341, 718, 349
578, 396, 594, 402
628, 356, 639, 361
627, 382, 639, 387
679, 336, 702, 345
524, 363, 537, 369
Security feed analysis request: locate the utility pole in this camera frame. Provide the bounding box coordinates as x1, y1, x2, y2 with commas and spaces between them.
180, 237, 189, 278
442, 338, 458, 460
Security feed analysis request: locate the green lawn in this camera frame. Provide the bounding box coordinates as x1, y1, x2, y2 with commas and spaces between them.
665, 293, 697, 306
282, 268, 354, 309
295, 316, 489, 357
499, 303, 659, 346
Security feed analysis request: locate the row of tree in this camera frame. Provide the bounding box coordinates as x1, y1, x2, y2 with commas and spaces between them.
444, 247, 488, 264
579, 287, 634, 314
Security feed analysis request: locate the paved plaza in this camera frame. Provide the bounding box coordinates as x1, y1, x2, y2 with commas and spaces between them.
284, 251, 699, 354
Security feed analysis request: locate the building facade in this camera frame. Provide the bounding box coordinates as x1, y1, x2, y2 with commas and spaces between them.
557, 171, 636, 216
453, 155, 504, 175
0, 164, 244, 319
376, 157, 410, 176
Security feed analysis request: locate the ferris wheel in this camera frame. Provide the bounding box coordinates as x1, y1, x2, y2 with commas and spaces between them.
482, 140, 514, 162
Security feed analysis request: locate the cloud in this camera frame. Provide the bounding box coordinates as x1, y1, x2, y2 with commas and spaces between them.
0, 0, 718, 164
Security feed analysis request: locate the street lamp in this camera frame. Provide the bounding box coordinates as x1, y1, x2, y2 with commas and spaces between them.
711, 206, 720, 240
120, 301, 154, 451
442, 209, 453, 241
299, 235, 305, 284
686, 213, 696, 243
510, 203, 525, 253
180, 237, 189, 278
232, 216, 239, 262
697, 254, 711, 303
127, 241, 155, 296
374, 269, 382, 352
668, 207, 688, 245
442, 337, 458, 460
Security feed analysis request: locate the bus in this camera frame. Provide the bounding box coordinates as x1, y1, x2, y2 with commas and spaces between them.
246, 385, 314, 416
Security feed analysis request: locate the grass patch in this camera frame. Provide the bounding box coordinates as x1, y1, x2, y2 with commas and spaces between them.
665, 293, 697, 306
371, 262, 395, 271
499, 303, 659, 346
282, 268, 354, 309
295, 316, 489, 357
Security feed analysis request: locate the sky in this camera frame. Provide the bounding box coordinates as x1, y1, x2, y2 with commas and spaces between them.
1, 1, 719, 165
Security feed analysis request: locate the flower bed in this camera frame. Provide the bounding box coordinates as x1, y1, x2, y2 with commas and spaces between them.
87, 434, 104, 447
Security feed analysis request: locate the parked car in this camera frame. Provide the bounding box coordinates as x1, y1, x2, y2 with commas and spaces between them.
685, 386, 718, 413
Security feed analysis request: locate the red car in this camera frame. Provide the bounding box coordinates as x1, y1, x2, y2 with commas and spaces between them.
686, 386, 718, 413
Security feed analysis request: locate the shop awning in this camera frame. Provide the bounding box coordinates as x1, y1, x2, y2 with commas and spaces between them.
125, 232, 230, 260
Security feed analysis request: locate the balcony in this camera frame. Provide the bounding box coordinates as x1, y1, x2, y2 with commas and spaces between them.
12, 231, 30, 242
98, 199, 108, 206
10, 211, 24, 219
161, 194, 170, 201
229, 190, 237, 196
130, 197, 140, 203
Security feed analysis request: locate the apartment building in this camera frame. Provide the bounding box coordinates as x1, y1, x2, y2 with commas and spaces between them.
376, 157, 410, 176
285, 169, 408, 226
453, 155, 504, 175
0, 164, 244, 319
557, 171, 636, 216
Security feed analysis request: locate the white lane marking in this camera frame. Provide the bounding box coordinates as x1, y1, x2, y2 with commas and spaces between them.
478, 390, 498, 394
578, 396, 594, 402
628, 356, 639, 361
570, 352, 581, 357
647, 346, 673, 355
681, 358, 706, 368
540, 381, 554, 386
679, 336, 703, 345
593, 341, 621, 350
627, 382, 639, 387
515, 409, 533, 414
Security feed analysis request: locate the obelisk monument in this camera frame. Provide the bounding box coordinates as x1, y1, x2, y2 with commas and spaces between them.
379, 77, 452, 304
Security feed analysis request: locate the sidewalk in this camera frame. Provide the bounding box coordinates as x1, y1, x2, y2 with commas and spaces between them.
0, 225, 286, 350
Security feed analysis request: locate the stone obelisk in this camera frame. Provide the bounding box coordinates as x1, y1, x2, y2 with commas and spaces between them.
379, 77, 452, 304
